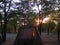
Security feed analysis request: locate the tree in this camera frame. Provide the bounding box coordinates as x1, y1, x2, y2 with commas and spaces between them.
0, 0, 12, 41
0, 14, 3, 38
6, 0, 36, 32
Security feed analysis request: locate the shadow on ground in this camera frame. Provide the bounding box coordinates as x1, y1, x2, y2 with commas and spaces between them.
13, 25, 43, 45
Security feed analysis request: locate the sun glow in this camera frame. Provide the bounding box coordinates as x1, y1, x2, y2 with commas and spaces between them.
35, 18, 43, 26
35, 19, 40, 26
43, 17, 49, 23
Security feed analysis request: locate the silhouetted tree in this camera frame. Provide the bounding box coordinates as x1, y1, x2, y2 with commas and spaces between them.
0, 0, 12, 41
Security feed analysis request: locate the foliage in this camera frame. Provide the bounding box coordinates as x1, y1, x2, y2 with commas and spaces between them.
41, 22, 56, 32
0, 0, 60, 33
41, 23, 48, 32
48, 22, 56, 31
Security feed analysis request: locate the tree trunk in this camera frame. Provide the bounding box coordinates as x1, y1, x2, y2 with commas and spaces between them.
0, 15, 3, 39
14, 25, 16, 33
38, 22, 42, 35
3, 13, 7, 41
47, 23, 50, 35
3, 0, 7, 41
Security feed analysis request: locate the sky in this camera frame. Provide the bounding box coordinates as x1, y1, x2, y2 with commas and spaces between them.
13, 0, 42, 13
13, 0, 20, 2
32, 4, 41, 13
